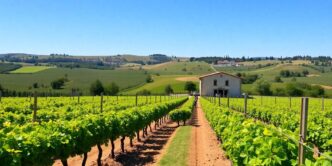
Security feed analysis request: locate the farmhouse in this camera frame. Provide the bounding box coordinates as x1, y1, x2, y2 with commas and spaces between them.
199, 72, 241, 97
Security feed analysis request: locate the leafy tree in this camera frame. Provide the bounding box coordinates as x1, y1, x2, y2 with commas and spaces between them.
32, 83, 39, 89
146, 75, 153, 83
274, 76, 282, 82
242, 74, 259, 84
105, 82, 119, 95
285, 83, 303, 96
302, 70, 309, 76
51, 78, 66, 89
164, 85, 174, 95
136, 89, 151, 95
0, 83, 3, 92
254, 79, 272, 95
274, 88, 286, 96
90, 80, 104, 95
308, 85, 324, 97
184, 81, 196, 93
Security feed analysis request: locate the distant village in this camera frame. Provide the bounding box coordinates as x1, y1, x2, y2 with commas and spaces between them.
213, 60, 243, 67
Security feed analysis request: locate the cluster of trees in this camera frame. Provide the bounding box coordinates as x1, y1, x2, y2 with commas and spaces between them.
90, 80, 120, 96
236, 73, 259, 84
280, 70, 309, 77
254, 80, 324, 97
189, 55, 332, 64
51, 77, 69, 89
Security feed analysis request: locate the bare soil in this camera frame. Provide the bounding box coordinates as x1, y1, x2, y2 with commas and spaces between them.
188, 99, 231, 166
312, 84, 332, 90
53, 120, 178, 166
307, 74, 320, 77
175, 76, 199, 82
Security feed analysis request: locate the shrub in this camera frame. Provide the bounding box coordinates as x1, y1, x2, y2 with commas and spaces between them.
51, 78, 67, 89
105, 82, 119, 95
146, 75, 153, 83
184, 81, 196, 93
274, 76, 282, 82
136, 89, 151, 95
254, 80, 272, 95
90, 80, 104, 95
164, 85, 174, 95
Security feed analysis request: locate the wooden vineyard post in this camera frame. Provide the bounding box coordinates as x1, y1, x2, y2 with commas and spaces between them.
33, 91, 37, 122
298, 97, 309, 165
136, 94, 138, 106
218, 95, 221, 106
322, 97, 324, 111
227, 97, 230, 108
0, 90, 2, 102
78, 94, 80, 103
289, 97, 292, 108
244, 94, 248, 116
100, 93, 104, 113
275, 96, 276, 104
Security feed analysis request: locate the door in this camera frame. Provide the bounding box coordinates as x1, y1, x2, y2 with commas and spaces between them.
224, 90, 228, 97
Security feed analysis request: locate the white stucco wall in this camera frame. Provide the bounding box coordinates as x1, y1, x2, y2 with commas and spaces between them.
200, 73, 241, 97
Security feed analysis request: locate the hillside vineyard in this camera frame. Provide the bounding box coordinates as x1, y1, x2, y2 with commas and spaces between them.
0, 95, 187, 165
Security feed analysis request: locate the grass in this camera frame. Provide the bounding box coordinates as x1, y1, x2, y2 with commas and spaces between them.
10, 66, 54, 73
0, 68, 147, 95
147, 61, 213, 75
121, 75, 199, 94
158, 126, 192, 166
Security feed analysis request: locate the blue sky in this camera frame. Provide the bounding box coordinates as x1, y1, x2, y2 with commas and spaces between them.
0, 0, 331, 57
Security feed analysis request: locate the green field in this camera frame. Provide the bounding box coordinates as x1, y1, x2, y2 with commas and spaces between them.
10, 66, 54, 73
122, 75, 199, 95
158, 126, 192, 166
0, 68, 147, 94
146, 61, 213, 75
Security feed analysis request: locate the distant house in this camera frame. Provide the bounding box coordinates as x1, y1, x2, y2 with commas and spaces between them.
214, 60, 242, 67
199, 72, 241, 97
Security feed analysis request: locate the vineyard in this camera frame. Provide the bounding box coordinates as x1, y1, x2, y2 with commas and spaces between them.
1, 94, 332, 166
0, 95, 188, 165
201, 96, 332, 165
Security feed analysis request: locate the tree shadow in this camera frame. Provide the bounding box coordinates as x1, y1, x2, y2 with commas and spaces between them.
114, 125, 177, 166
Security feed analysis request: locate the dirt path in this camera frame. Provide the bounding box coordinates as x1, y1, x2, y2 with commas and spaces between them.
53, 120, 177, 166
188, 99, 231, 166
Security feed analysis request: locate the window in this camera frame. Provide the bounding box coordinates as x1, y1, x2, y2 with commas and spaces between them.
213, 79, 217, 86
225, 80, 229, 86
